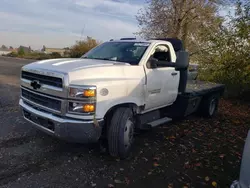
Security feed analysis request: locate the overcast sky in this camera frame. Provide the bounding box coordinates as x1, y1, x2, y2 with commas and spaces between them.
0, 0, 144, 50
0, 0, 234, 50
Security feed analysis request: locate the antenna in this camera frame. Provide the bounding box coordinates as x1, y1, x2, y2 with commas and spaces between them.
80, 24, 85, 41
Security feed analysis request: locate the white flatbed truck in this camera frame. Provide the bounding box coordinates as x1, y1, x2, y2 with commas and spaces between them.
19, 38, 225, 158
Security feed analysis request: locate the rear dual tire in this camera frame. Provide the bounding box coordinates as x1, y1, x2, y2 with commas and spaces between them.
200, 95, 219, 118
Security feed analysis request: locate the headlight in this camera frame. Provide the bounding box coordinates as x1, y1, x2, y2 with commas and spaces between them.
69, 86, 96, 98
68, 86, 96, 114
68, 102, 95, 113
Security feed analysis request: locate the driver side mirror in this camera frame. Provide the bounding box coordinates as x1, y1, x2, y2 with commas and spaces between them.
175, 51, 189, 70
146, 51, 189, 69
146, 57, 158, 69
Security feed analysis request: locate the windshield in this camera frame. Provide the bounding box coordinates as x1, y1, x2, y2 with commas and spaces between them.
81, 41, 150, 65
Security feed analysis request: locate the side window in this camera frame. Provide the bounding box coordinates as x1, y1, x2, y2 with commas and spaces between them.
151, 45, 172, 64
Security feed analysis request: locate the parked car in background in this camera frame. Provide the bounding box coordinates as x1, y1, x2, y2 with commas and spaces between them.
231, 130, 250, 188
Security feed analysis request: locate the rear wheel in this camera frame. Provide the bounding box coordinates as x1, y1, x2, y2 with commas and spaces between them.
108, 107, 135, 159
200, 95, 219, 118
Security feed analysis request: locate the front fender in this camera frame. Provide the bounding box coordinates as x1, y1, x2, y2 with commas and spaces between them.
95, 78, 145, 118
96, 97, 144, 119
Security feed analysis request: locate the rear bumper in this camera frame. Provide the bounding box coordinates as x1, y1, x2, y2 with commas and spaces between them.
19, 99, 104, 143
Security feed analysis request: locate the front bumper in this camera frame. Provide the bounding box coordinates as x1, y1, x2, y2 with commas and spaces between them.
19, 99, 104, 143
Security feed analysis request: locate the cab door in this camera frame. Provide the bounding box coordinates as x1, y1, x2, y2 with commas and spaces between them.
144, 43, 179, 111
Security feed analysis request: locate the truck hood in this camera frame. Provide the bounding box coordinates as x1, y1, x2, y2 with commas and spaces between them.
23, 58, 128, 73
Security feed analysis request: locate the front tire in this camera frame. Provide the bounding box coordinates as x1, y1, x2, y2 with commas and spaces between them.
108, 107, 135, 159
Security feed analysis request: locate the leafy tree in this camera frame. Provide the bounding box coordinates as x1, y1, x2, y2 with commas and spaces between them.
69, 36, 100, 58
51, 52, 62, 58
1, 45, 8, 50
7, 51, 18, 57
199, 1, 250, 98
18, 47, 25, 56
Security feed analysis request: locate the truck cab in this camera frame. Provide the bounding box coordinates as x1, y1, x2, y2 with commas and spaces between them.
19, 38, 224, 158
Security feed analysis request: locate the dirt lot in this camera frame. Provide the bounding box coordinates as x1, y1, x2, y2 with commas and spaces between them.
0, 56, 249, 188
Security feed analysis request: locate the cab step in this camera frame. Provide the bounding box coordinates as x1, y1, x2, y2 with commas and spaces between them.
147, 117, 172, 127
136, 109, 173, 130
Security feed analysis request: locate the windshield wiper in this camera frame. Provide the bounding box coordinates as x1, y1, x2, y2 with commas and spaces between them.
95, 58, 112, 61
82, 57, 117, 61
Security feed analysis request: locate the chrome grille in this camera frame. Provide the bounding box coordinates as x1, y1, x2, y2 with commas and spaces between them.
21, 71, 63, 88
21, 88, 61, 111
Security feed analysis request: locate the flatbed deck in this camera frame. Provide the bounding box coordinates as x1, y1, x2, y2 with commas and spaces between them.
185, 80, 225, 97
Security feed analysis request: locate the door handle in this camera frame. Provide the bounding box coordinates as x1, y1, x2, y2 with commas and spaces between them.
171, 72, 177, 76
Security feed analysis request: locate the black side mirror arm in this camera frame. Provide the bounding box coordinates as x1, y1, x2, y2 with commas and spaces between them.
156, 61, 176, 67
146, 59, 177, 69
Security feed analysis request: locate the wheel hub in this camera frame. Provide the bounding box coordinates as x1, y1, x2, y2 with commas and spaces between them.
124, 118, 134, 149
209, 98, 216, 115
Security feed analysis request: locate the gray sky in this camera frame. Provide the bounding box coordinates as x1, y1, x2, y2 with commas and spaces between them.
0, 0, 144, 50
0, 0, 234, 50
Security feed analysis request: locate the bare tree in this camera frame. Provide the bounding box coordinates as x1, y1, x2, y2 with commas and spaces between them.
136, 0, 224, 54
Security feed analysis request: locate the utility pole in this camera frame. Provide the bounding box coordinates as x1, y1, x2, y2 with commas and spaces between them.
80, 24, 85, 41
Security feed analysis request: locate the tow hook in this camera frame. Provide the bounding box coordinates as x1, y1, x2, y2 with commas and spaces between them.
93, 114, 99, 128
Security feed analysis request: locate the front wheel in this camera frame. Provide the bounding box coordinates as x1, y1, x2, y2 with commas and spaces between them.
108, 107, 135, 159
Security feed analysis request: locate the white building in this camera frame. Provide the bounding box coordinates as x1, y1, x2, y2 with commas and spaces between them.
0, 50, 11, 55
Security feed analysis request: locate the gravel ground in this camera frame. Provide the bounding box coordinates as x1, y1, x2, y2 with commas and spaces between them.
0, 56, 249, 188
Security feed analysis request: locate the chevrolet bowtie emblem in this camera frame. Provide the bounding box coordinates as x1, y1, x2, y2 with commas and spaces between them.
30, 80, 41, 90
